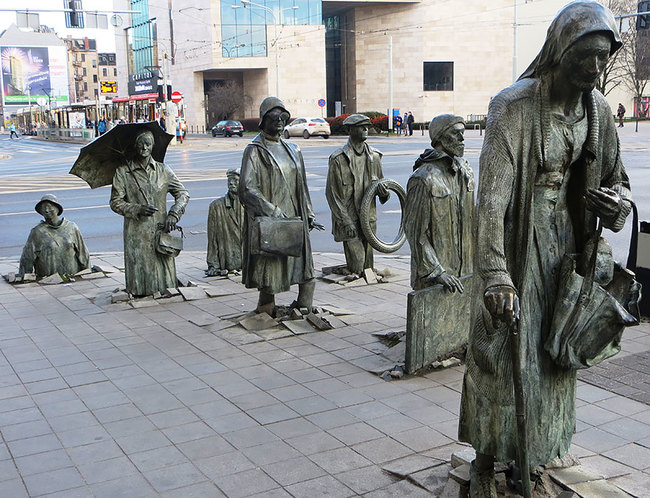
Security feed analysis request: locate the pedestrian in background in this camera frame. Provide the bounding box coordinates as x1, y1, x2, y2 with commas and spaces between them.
98, 117, 107, 135
395, 114, 403, 135
9, 123, 19, 139
407, 112, 415, 136
617, 102, 625, 127
176, 121, 183, 144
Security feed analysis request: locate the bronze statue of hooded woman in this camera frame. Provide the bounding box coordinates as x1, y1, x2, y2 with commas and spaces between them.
458, 2, 632, 496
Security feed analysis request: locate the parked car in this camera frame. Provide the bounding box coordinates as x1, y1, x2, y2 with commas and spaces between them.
211, 120, 244, 137
283, 117, 330, 139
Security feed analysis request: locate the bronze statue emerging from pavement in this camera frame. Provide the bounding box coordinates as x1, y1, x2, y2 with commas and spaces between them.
206, 168, 244, 276
458, 2, 633, 497
110, 129, 189, 297
239, 97, 324, 314
19, 194, 90, 279
326, 114, 388, 275
405, 114, 474, 291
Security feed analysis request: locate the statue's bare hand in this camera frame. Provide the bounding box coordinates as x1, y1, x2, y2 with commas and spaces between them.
343, 224, 357, 239
164, 213, 178, 232
434, 272, 464, 293
271, 207, 287, 218
484, 286, 519, 326
310, 219, 325, 231
585, 187, 621, 221
376, 183, 390, 204
138, 205, 158, 217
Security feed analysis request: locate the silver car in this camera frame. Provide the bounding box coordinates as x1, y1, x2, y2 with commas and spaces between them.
283, 117, 330, 139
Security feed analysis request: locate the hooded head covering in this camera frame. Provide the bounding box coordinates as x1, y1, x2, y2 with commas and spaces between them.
35, 194, 63, 216
258, 97, 290, 128
519, 0, 621, 80
428, 114, 464, 145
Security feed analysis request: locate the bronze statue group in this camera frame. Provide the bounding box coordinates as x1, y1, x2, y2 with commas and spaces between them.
17, 3, 642, 497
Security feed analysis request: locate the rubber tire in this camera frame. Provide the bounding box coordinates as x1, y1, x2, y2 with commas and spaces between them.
303, 130, 310, 139
238, 133, 243, 137
359, 178, 407, 253
323, 135, 329, 139
283, 130, 290, 139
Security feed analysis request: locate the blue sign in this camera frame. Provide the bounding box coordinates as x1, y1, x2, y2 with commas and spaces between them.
318, 98, 326, 107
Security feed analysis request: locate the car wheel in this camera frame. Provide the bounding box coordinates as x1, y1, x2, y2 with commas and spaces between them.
212, 132, 217, 137
303, 130, 310, 139
238, 133, 243, 137
323, 135, 330, 139
283, 130, 290, 139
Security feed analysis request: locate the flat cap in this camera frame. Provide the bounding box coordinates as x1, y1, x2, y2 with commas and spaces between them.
343, 114, 371, 127
428, 114, 464, 145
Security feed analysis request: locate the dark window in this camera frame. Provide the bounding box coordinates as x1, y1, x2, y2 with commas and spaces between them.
82, 67, 87, 76
83, 82, 88, 91
102, 68, 107, 77
64, 0, 84, 28
423, 62, 454, 91
113, 68, 117, 76
93, 74, 97, 82
81, 53, 85, 62
638, 1, 650, 29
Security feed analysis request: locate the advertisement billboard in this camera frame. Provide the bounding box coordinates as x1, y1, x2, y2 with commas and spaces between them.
1, 46, 69, 106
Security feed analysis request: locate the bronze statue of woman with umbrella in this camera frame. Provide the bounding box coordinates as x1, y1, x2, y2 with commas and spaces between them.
70, 122, 189, 297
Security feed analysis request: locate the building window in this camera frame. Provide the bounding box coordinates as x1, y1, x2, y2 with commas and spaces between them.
16, 12, 39, 29
93, 74, 97, 82
220, 0, 323, 58
92, 59, 97, 68
84, 82, 88, 91
64, 0, 84, 28
102, 68, 107, 77
423, 62, 454, 91
81, 53, 85, 62
82, 67, 87, 76
86, 13, 108, 29
113, 68, 117, 76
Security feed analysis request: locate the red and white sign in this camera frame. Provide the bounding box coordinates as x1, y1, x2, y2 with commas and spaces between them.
171, 91, 183, 103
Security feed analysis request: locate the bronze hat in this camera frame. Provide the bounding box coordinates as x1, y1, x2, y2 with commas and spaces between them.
35, 194, 63, 216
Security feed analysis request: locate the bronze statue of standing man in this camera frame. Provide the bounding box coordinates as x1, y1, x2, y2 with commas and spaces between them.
326, 114, 387, 275
458, 2, 632, 496
404, 114, 474, 292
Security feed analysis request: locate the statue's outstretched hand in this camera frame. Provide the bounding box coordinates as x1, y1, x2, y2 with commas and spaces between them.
164, 213, 179, 232
433, 272, 464, 293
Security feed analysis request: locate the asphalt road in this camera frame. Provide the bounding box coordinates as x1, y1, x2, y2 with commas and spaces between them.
1, 126, 648, 268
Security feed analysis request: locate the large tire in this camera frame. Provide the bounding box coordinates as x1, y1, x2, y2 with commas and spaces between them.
303, 130, 310, 139
283, 130, 290, 139
359, 178, 406, 253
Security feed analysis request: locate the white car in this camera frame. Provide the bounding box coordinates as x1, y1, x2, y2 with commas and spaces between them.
283, 117, 330, 139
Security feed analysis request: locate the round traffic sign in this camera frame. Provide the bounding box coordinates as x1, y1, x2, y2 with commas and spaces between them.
317, 98, 326, 107
171, 91, 183, 103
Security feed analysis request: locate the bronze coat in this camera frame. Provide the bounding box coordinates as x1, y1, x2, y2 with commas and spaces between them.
207, 193, 244, 271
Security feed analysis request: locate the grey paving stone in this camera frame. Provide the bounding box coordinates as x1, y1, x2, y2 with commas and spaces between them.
285, 475, 356, 498
262, 455, 327, 486
268, 384, 315, 402
580, 455, 636, 479
77, 455, 139, 484
366, 412, 423, 436
1, 419, 52, 441
160, 481, 226, 498
308, 446, 373, 474
603, 443, 650, 470
306, 408, 361, 430
162, 421, 216, 444
66, 439, 124, 466
0, 459, 20, 481
577, 404, 623, 427
569, 479, 631, 498
204, 412, 258, 434
89, 473, 157, 498
213, 468, 280, 498
105, 416, 158, 437
610, 472, 650, 497
176, 434, 233, 460
130, 445, 190, 472
186, 398, 240, 419
286, 430, 346, 455
335, 465, 399, 495
22, 467, 85, 496
231, 390, 279, 410
571, 427, 629, 454
599, 417, 650, 441
352, 437, 413, 464
6, 433, 62, 458
363, 478, 434, 497
0, 478, 29, 498
222, 425, 280, 449
57, 424, 111, 448
92, 403, 143, 423
328, 422, 386, 446
148, 407, 201, 429
392, 425, 455, 452
344, 401, 400, 421
115, 429, 172, 454
194, 451, 256, 480
247, 403, 300, 425
241, 440, 302, 466
48, 411, 98, 432
14, 448, 74, 476
144, 462, 208, 493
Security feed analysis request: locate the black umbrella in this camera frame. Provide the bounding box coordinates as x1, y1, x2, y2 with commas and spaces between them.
70, 122, 174, 189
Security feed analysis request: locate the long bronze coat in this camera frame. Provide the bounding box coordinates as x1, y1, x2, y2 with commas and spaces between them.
110, 159, 189, 296
207, 193, 244, 271
239, 134, 314, 294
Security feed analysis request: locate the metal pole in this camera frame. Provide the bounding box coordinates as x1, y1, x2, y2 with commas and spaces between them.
274, 22, 280, 98
388, 35, 393, 133
512, 0, 518, 83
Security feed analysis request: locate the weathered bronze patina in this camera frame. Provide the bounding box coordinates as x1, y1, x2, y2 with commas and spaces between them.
19, 194, 90, 278
239, 97, 323, 313
326, 114, 388, 275
207, 168, 244, 276
458, 2, 632, 496
110, 129, 189, 297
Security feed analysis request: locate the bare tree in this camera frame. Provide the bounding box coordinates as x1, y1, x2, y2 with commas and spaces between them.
206, 80, 244, 124
597, 0, 630, 96
619, 21, 650, 116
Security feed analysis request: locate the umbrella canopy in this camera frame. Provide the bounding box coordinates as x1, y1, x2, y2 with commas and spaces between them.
70, 122, 174, 189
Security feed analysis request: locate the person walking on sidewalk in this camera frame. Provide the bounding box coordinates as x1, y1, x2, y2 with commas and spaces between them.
407, 112, 415, 136
9, 123, 19, 139
617, 102, 625, 127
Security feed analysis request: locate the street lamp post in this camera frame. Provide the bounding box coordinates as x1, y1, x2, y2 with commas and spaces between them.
237, 0, 298, 99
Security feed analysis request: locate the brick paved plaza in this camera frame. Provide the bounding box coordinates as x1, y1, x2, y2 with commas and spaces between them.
0, 250, 649, 497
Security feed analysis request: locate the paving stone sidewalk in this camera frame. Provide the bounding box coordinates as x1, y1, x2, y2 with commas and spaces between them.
0, 251, 649, 497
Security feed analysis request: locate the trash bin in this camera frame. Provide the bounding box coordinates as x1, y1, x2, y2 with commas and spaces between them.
638, 221, 650, 317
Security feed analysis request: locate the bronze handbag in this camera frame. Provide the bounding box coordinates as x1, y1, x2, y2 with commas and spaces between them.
155, 224, 184, 257
545, 202, 641, 370
250, 216, 303, 257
